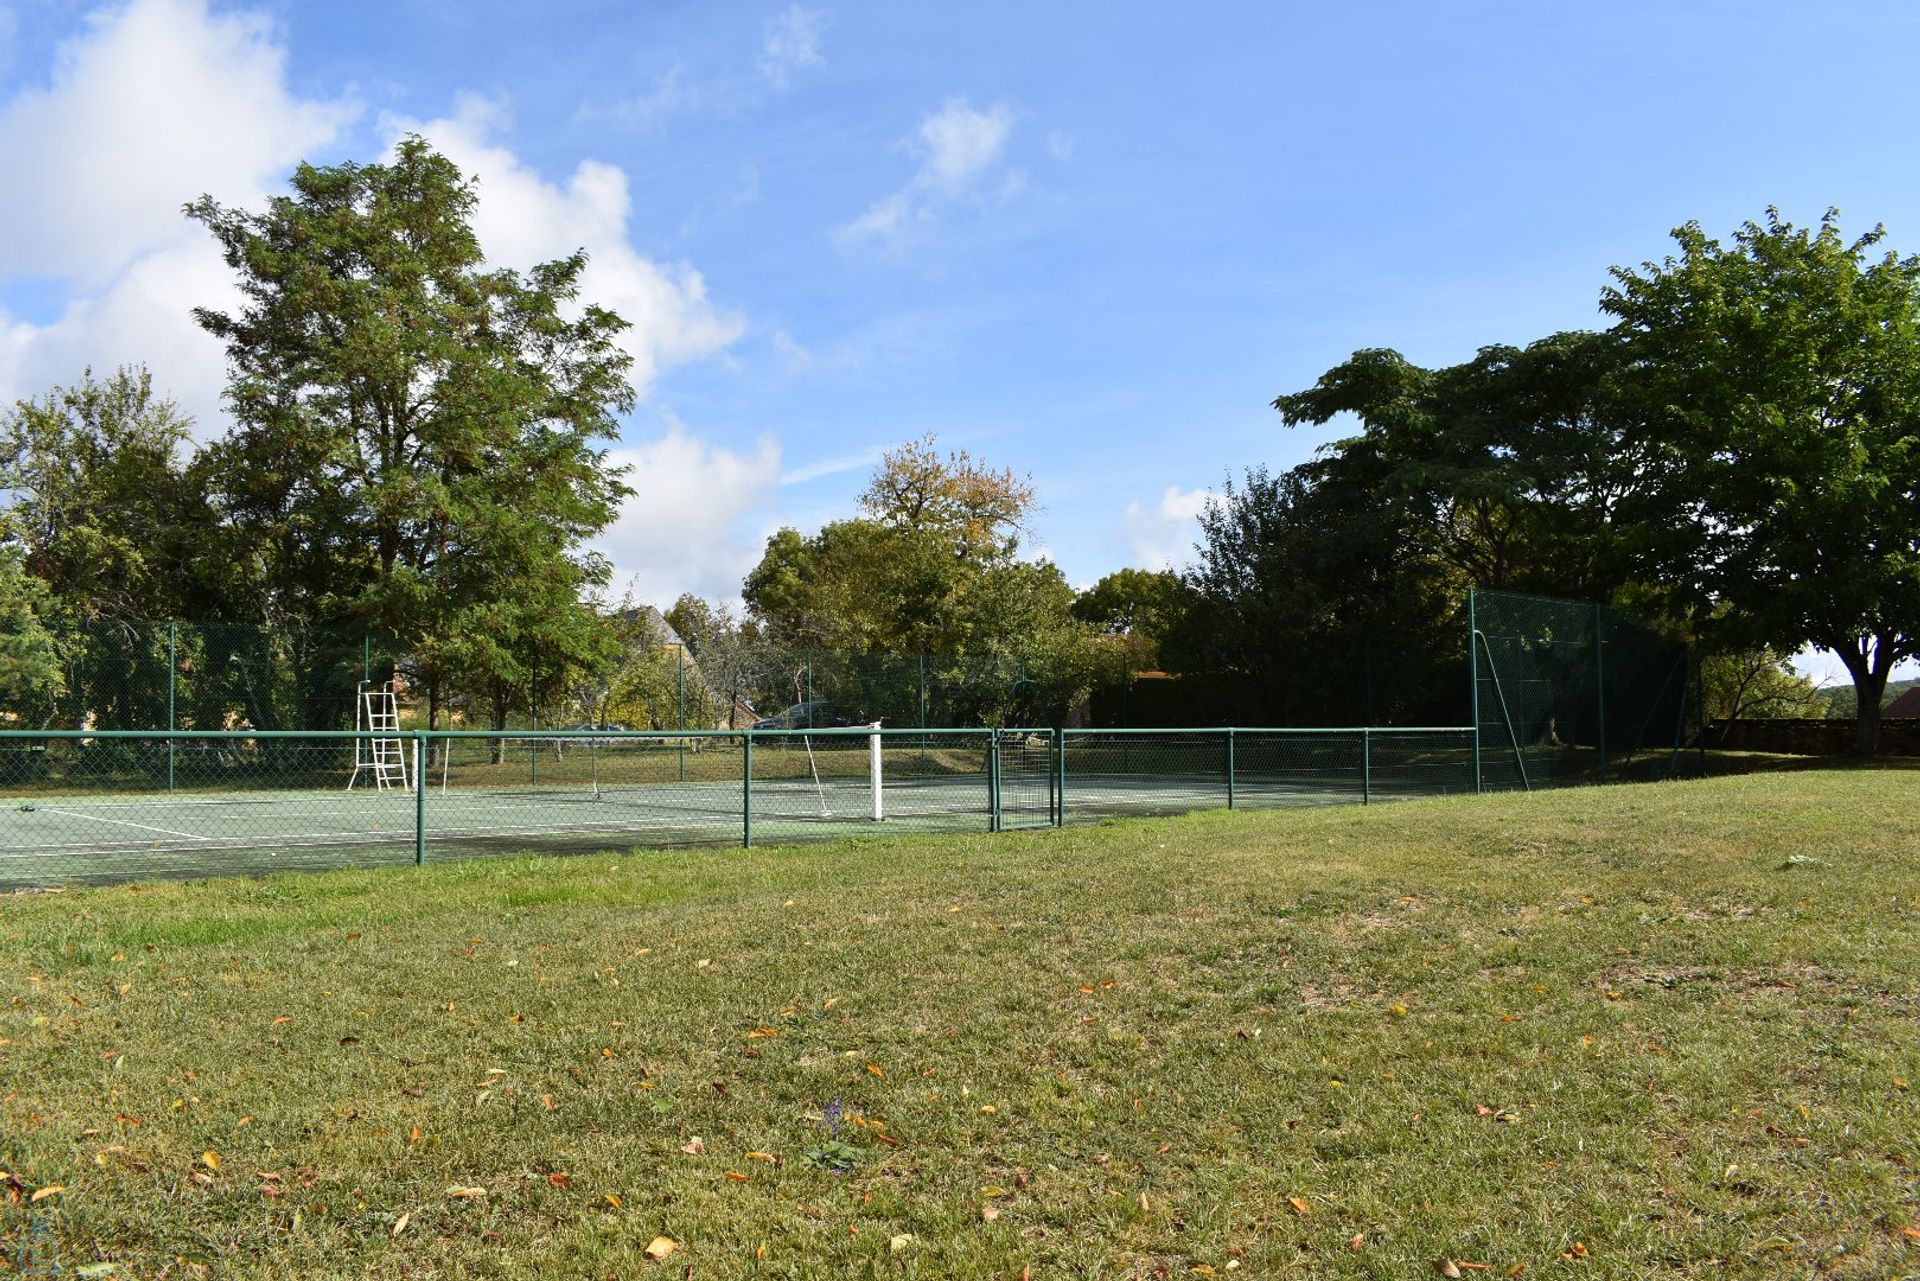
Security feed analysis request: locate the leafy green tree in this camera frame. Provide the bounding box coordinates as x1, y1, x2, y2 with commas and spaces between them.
744, 438, 1097, 724
1174, 463, 1460, 726
0, 366, 203, 622
0, 367, 221, 727
1603, 210, 1920, 754
663, 595, 774, 728
1273, 331, 1650, 603
0, 548, 64, 719
858, 433, 1036, 562
1700, 648, 1823, 729
1071, 568, 1192, 669
187, 138, 634, 729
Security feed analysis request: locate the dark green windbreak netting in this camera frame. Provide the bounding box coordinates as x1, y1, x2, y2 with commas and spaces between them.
1470, 589, 1697, 790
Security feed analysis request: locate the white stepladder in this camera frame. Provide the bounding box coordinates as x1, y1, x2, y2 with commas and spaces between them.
347, 680, 411, 792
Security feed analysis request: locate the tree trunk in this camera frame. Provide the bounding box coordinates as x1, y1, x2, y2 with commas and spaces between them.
1844, 650, 1891, 757
1852, 669, 1887, 756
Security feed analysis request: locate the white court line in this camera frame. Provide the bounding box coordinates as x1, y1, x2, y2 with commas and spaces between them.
39, 807, 208, 840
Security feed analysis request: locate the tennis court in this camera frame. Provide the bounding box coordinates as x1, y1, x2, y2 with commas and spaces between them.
0, 727, 1477, 887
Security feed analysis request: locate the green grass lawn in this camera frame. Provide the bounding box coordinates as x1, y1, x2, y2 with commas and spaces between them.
1, 771, 1915, 1278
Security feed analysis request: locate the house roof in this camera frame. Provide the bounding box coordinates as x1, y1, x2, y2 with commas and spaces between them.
1885, 687, 1920, 718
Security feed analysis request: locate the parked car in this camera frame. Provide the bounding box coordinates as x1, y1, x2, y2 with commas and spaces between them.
751, 702, 865, 731
562, 722, 628, 743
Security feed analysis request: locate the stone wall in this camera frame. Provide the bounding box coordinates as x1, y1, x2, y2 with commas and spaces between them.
1706, 717, 1920, 757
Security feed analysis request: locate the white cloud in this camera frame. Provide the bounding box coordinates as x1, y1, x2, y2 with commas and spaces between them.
759, 5, 825, 88
770, 327, 813, 372
579, 65, 700, 134
779, 444, 885, 486
835, 97, 1017, 252
387, 95, 745, 397
0, 0, 357, 427
0, 0, 354, 285
0, 236, 239, 430
594, 418, 784, 605
1123, 485, 1213, 571
0, 3, 741, 434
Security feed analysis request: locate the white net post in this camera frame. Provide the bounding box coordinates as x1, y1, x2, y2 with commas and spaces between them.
869, 722, 884, 822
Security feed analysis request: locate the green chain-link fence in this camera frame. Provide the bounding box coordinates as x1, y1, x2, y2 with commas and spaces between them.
0, 589, 1710, 886
7, 618, 1469, 736
9, 619, 1119, 734
0, 725, 1479, 888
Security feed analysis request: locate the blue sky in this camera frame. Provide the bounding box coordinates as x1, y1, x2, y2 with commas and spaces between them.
3, 0, 1919, 683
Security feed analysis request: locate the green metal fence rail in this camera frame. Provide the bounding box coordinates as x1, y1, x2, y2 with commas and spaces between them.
0, 725, 1476, 889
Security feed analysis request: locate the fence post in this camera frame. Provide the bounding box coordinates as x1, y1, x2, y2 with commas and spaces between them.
1226, 728, 1236, 810
1362, 728, 1372, 805
1055, 730, 1068, 827
742, 731, 754, 848
1695, 655, 1708, 778
413, 733, 426, 866
677, 644, 686, 783
167, 622, 177, 795
1467, 589, 1482, 793
988, 730, 1002, 833
1593, 603, 1607, 783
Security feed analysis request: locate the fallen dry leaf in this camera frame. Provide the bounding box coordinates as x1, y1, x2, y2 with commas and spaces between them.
604, 1193, 624, 1208
271, 1016, 292, 1026
644, 1235, 677, 1260
866, 1063, 885, 1077
981, 1205, 1000, 1221
547, 1171, 572, 1189
1287, 1195, 1311, 1217
679, 1138, 706, 1156
201, 1150, 221, 1171
1434, 1261, 1462, 1279
391, 1211, 410, 1238
725, 1170, 749, 1182
745, 1151, 776, 1164
29, 1185, 63, 1202
1349, 1233, 1366, 1250
446, 1185, 487, 1199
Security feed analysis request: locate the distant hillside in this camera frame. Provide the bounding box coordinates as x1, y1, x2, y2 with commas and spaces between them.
1821, 677, 1920, 720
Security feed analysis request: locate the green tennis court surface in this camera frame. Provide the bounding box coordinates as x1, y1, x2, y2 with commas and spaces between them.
0, 772, 1431, 887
